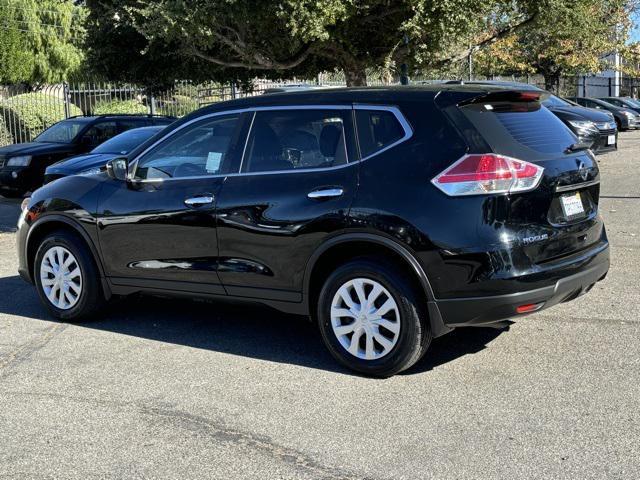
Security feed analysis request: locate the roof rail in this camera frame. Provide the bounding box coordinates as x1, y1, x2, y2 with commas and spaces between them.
65, 114, 175, 119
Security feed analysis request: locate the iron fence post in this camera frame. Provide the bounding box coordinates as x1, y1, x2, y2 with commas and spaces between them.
150, 95, 156, 116
63, 82, 71, 119
231, 81, 238, 99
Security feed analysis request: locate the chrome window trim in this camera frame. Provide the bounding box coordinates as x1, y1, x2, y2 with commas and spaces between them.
128, 103, 412, 183
238, 111, 256, 174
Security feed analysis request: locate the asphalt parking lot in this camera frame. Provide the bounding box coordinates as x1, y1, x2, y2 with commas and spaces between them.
0, 133, 639, 480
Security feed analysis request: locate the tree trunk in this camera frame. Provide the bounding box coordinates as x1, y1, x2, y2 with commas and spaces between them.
543, 72, 560, 94
343, 65, 367, 87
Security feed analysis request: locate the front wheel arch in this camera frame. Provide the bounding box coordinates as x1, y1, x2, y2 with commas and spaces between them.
26, 216, 106, 287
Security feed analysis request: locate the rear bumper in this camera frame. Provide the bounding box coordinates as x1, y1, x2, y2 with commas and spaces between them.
436, 241, 609, 327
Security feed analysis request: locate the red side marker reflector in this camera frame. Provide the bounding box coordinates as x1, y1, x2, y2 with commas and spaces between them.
516, 303, 544, 314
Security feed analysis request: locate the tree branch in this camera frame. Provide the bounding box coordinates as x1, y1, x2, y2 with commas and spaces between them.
441, 13, 538, 64
190, 43, 315, 70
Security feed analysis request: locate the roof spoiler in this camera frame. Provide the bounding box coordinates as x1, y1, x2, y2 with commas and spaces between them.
458, 90, 549, 107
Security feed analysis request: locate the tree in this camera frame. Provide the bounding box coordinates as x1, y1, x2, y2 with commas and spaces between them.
0, 12, 34, 83
85, 0, 544, 86
474, 0, 637, 90
0, 0, 85, 85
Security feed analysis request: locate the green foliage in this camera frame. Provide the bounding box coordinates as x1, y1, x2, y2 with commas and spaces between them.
85, 0, 544, 86
0, 11, 34, 83
474, 0, 636, 87
0, 0, 85, 84
0, 92, 82, 142
0, 117, 13, 147
158, 95, 199, 118
93, 98, 148, 115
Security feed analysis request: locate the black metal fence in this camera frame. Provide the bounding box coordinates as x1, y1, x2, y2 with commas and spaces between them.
2, 74, 639, 146
0, 79, 328, 145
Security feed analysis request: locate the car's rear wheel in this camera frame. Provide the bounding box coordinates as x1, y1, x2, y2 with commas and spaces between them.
34, 230, 105, 321
317, 257, 431, 377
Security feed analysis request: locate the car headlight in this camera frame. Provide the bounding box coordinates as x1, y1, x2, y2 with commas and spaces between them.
7, 155, 32, 166
568, 120, 596, 129
78, 167, 103, 176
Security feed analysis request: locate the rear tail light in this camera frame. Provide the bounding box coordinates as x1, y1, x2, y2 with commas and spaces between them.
432, 153, 544, 196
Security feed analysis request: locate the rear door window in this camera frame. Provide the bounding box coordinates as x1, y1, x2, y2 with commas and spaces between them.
80, 121, 118, 147
355, 109, 405, 157
118, 119, 147, 132
461, 101, 577, 158
242, 109, 351, 173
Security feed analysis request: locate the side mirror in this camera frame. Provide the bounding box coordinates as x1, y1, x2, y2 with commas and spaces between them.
106, 157, 129, 181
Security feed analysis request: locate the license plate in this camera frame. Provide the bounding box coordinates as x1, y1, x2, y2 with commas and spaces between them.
607, 135, 615, 145
560, 192, 585, 219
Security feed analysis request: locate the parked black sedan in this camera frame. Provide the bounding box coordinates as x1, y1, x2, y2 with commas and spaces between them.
598, 96, 640, 115
567, 97, 640, 130
44, 126, 166, 184
0, 114, 174, 197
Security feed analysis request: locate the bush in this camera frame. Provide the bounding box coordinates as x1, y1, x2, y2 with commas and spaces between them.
0, 117, 12, 147
93, 98, 148, 115
158, 94, 199, 118
0, 92, 83, 142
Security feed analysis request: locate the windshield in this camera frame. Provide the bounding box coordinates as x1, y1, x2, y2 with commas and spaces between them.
35, 120, 88, 143
92, 127, 161, 154
542, 95, 571, 108
624, 98, 640, 108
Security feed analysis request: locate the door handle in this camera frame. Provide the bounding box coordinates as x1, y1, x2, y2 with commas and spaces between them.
184, 194, 215, 207
307, 188, 344, 200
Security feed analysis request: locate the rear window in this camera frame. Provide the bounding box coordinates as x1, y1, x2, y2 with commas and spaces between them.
355, 109, 405, 157
461, 102, 577, 156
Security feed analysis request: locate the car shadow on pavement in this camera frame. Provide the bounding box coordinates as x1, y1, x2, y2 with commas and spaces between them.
0, 275, 509, 376
0, 197, 21, 233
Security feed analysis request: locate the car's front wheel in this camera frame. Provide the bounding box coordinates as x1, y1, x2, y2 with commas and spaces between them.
34, 230, 105, 321
317, 257, 431, 377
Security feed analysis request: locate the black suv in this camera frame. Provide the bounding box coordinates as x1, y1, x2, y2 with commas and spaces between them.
16, 86, 609, 376
0, 114, 175, 196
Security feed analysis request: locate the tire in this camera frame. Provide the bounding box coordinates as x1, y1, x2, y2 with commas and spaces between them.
34, 229, 105, 321
317, 256, 431, 377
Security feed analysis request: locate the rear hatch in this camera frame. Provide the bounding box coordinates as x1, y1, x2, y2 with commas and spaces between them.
441, 90, 603, 263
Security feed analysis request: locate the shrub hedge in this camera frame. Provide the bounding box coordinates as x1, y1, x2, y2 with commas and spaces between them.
0, 117, 13, 147
93, 98, 148, 115
0, 92, 82, 143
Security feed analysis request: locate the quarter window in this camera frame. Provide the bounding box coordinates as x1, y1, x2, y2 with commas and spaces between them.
134, 115, 239, 180
355, 109, 405, 158
242, 110, 348, 173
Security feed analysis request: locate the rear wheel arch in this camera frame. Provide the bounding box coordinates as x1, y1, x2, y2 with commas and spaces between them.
304, 234, 436, 315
